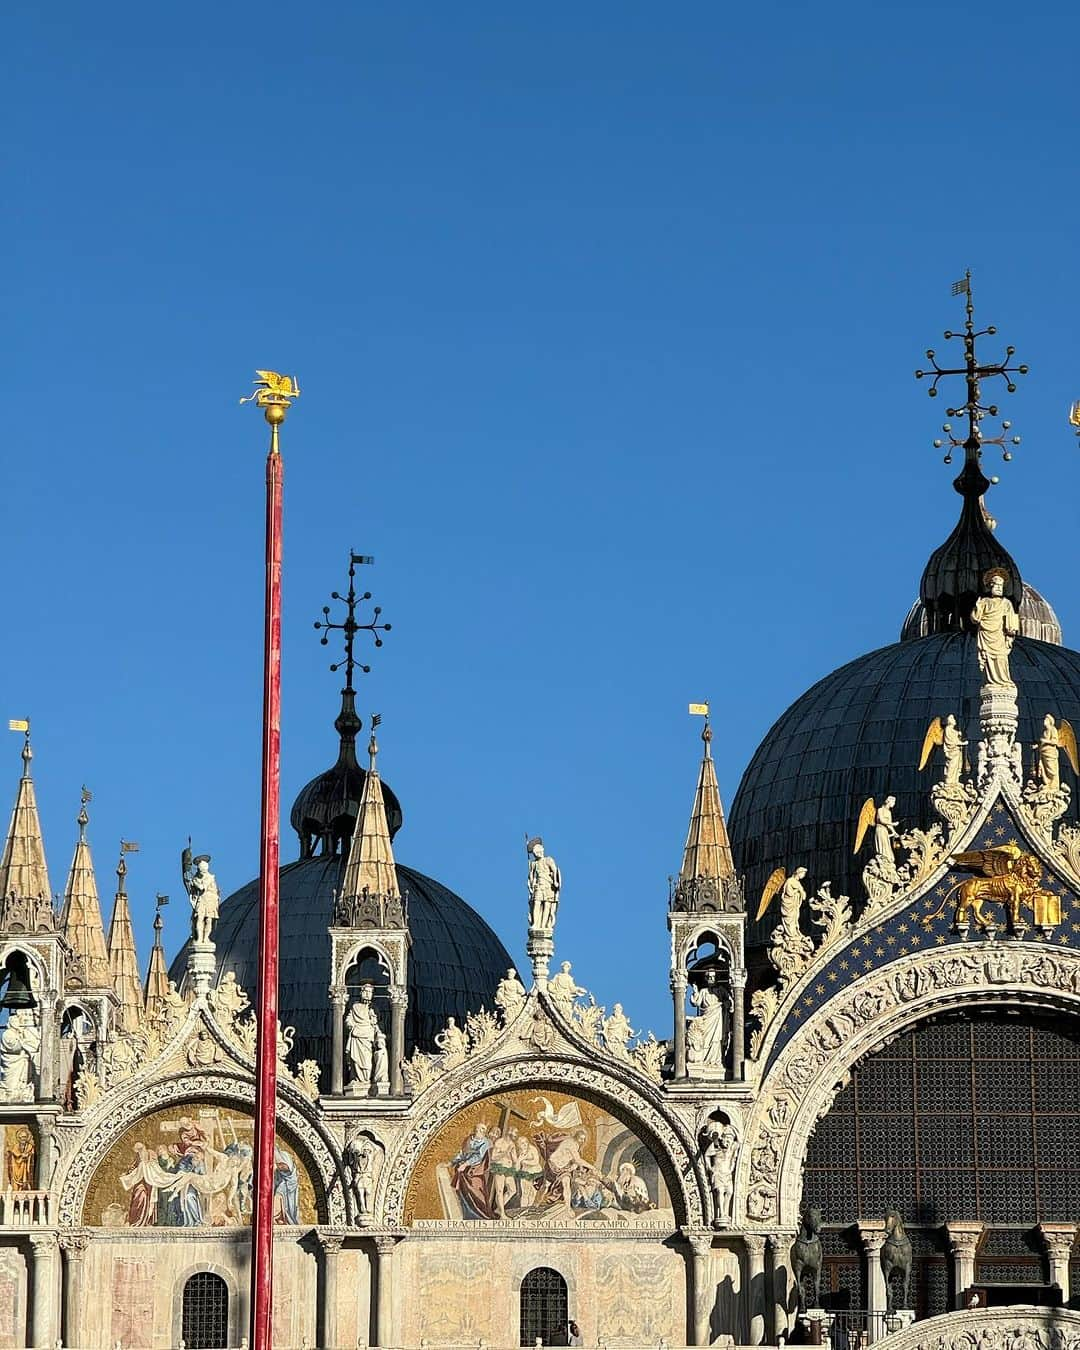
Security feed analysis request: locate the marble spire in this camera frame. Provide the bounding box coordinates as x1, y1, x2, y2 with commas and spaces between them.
678, 721, 735, 888
341, 722, 400, 901
144, 904, 169, 1023
60, 799, 112, 988
107, 857, 144, 1033
0, 729, 53, 925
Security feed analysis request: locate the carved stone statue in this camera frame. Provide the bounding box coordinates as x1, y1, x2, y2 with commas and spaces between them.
942, 714, 966, 785
0, 1009, 40, 1103
211, 971, 249, 1026
971, 568, 1019, 689
1036, 714, 1079, 793
434, 1016, 468, 1062
686, 972, 726, 1071
345, 1137, 377, 1218
546, 960, 585, 1015
345, 983, 389, 1096
702, 1123, 738, 1227
527, 836, 561, 933
759, 866, 815, 990
182, 848, 220, 945
494, 968, 527, 1024
602, 1003, 635, 1060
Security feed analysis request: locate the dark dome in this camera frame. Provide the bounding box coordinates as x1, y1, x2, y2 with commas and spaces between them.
728, 632, 1080, 950
170, 854, 514, 1066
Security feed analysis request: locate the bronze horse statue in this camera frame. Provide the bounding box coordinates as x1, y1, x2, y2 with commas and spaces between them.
792, 1207, 823, 1310
881, 1209, 912, 1309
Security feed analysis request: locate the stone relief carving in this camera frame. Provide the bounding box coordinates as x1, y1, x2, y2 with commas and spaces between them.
870, 1307, 1080, 1350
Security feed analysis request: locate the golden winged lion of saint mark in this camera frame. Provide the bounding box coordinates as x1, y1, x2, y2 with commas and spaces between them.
240, 370, 300, 406
1069, 400, 1080, 433
921, 843, 1060, 933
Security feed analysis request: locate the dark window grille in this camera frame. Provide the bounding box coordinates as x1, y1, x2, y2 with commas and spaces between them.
520, 1267, 569, 1347
181, 1272, 229, 1350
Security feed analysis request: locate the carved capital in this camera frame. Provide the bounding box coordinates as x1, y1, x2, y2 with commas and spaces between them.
318, 1230, 346, 1255
685, 1231, 713, 1261
1039, 1223, 1077, 1261
946, 1221, 984, 1258
59, 1231, 90, 1258
744, 1233, 767, 1261
768, 1231, 796, 1255
29, 1233, 58, 1257
670, 971, 688, 993
857, 1220, 887, 1256
374, 1233, 401, 1257
388, 987, 409, 1008
329, 988, 346, 1006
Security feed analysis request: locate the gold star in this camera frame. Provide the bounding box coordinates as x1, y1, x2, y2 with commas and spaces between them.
851, 947, 862, 958
899, 946, 908, 956
792, 1008, 803, 1019
898, 923, 909, 934
863, 959, 873, 969
840, 960, 850, 971
816, 984, 826, 995
828, 971, 839, 982
995, 826, 1006, 838
886, 935, 897, 947
910, 932, 922, 946
936, 935, 947, 945
1060, 934, 1070, 945
875, 946, 885, 957
804, 996, 814, 1007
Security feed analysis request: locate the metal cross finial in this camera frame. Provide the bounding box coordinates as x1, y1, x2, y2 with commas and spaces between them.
915, 271, 1028, 468
313, 552, 392, 691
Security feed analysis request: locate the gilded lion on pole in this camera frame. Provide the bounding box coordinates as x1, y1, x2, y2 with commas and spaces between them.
240, 370, 300, 407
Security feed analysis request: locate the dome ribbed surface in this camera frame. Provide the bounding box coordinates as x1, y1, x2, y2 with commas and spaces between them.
169, 856, 513, 1066
728, 633, 1080, 950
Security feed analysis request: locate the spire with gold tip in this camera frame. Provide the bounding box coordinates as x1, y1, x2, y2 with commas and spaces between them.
60, 792, 112, 988
336, 716, 402, 925
671, 705, 744, 913
144, 895, 170, 1024
0, 720, 54, 932
107, 846, 144, 1033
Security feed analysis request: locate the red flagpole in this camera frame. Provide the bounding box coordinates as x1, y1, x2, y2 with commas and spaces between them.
251, 401, 287, 1350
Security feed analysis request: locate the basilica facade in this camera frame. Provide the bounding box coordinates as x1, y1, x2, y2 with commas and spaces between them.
4, 290, 1080, 1350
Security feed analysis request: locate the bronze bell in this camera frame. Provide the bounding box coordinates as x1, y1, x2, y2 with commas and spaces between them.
0, 966, 36, 1010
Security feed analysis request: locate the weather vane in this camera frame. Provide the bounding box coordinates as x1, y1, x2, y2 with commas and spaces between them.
313, 552, 392, 690
915, 272, 1028, 466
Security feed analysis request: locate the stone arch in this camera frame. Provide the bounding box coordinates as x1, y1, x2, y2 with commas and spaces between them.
380, 1054, 706, 1227
58, 1070, 347, 1226
171, 1262, 241, 1348
737, 943, 1080, 1229
0, 941, 47, 993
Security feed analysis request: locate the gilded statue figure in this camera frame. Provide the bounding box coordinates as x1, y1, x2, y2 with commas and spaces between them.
1036, 714, 1078, 794
919, 714, 967, 785
854, 796, 901, 880
971, 568, 1020, 689
922, 844, 1061, 933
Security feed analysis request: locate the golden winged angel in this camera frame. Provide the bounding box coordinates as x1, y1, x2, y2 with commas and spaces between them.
756, 865, 813, 979
919, 714, 966, 785
922, 844, 1059, 933
853, 796, 900, 880
1036, 714, 1078, 794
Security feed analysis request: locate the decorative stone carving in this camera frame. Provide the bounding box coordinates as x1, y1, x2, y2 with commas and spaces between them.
809, 883, 852, 950
293, 1059, 320, 1102
871, 1307, 1080, 1350
185, 1027, 220, 1069
1023, 715, 1077, 837
463, 1007, 499, 1055
209, 971, 249, 1028
345, 1133, 381, 1221
493, 967, 527, 1025
401, 1047, 440, 1096
345, 983, 389, 1096
763, 867, 814, 990
629, 1032, 665, 1084
0, 1007, 40, 1102
701, 1120, 738, 1227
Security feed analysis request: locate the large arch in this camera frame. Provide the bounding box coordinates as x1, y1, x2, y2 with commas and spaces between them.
738, 943, 1080, 1228
380, 1053, 707, 1228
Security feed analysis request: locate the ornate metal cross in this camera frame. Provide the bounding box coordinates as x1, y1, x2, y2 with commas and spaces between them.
313, 552, 391, 690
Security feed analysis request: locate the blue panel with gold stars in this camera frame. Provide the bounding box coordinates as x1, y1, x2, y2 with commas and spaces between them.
762, 799, 1077, 1070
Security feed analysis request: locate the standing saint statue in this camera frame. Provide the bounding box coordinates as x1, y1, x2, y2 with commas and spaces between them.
971, 568, 1020, 689
686, 971, 727, 1070
345, 983, 389, 1096
182, 845, 220, 945
527, 836, 562, 933
0, 1009, 41, 1103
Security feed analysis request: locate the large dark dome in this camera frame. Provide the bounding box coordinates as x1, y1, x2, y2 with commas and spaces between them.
729, 632, 1080, 950
171, 853, 513, 1067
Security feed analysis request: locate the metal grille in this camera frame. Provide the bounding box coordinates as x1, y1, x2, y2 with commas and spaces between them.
803, 1013, 1080, 1318
520, 1267, 569, 1347
181, 1272, 229, 1350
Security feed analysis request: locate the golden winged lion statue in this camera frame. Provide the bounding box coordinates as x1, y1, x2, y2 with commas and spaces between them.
240, 370, 301, 407
922, 844, 1060, 933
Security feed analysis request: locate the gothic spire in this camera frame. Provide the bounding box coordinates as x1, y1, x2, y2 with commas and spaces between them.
144, 895, 170, 1023
678, 717, 735, 889
340, 718, 400, 904
60, 792, 112, 988
0, 722, 53, 928
107, 850, 144, 1033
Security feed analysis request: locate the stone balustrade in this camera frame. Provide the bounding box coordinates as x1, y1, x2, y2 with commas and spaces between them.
0, 1186, 52, 1226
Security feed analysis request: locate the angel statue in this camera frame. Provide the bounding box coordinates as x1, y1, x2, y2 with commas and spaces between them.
181, 843, 220, 946
526, 836, 561, 934
920, 714, 966, 787
1036, 715, 1078, 794
854, 796, 901, 881
757, 866, 814, 987
971, 568, 1020, 690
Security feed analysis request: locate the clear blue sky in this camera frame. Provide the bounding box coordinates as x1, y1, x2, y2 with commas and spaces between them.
5, 2, 1080, 1034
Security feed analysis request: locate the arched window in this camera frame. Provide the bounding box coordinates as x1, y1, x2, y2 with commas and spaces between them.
181, 1272, 229, 1349
520, 1267, 569, 1346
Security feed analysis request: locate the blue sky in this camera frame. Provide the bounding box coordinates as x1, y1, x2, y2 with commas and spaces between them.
5, 2, 1080, 1034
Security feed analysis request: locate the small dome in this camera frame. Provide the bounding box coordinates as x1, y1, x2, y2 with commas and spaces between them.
901, 581, 1062, 645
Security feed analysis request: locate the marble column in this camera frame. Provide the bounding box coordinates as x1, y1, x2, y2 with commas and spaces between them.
330, 989, 345, 1096
686, 1233, 713, 1346
373, 1234, 400, 1347
1039, 1223, 1077, 1302
37, 992, 58, 1103
389, 988, 407, 1097
769, 1231, 794, 1342
858, 1222, 886, 1342
35, 1116, 55, 1191
672, 973, 688, 1080
319, 1232, 345, 1350
60, 1231, 89, 1348
945, 1222, 984, 1308
29, 1233, 58, 1349
729, 972, 746, 1082
745, 1234, 767, 1346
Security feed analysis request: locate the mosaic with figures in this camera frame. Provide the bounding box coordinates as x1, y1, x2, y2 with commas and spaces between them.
82, 1101, 317, 1228
765, 801, 1077, 1067
404, 1089, 674, 1227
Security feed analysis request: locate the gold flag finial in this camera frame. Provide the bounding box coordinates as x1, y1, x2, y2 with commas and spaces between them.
1069, 400, 1080, 434
240, 370, 300, 434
